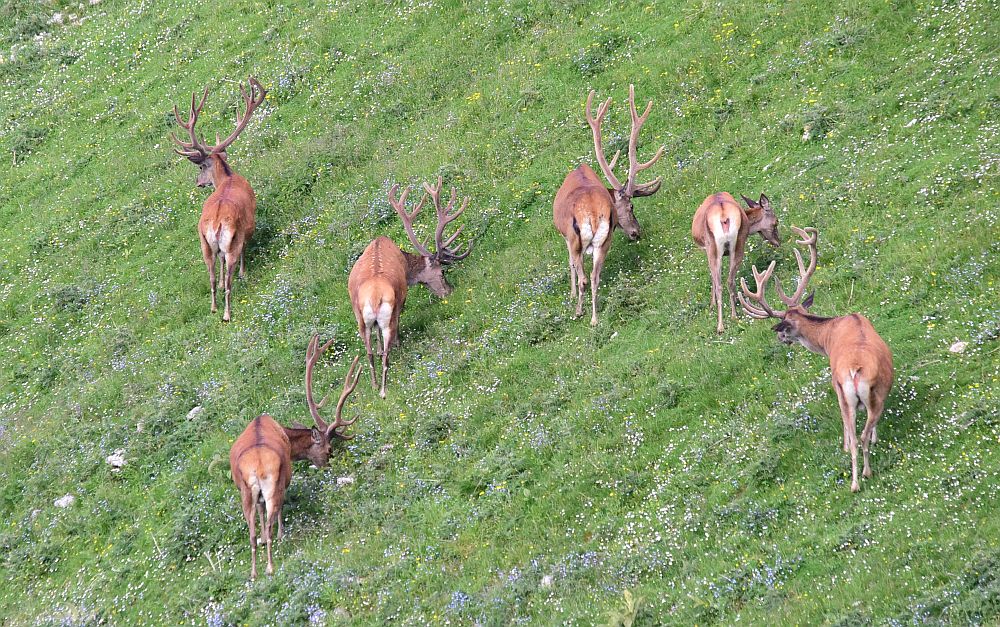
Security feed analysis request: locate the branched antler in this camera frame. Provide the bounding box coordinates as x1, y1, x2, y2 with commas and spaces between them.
738, 226, 820, 319
305, 335, 362, 440
388, 178, 474, 263
585, 84, 664, 197
171, 76, 267, 162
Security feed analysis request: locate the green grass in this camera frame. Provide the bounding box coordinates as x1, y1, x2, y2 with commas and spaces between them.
0, 0, 998, 623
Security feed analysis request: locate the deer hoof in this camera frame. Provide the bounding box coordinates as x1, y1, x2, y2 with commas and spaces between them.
379, 389, 386, 399
863, 467, 872, 479
851, 481, 860, 493
590, 316, 598, 327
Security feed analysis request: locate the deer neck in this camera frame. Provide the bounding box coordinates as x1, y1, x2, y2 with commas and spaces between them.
282, 426, 316, 461
402, 250, 427, 285
211, 154, 234, 185
792, 315, 836, 356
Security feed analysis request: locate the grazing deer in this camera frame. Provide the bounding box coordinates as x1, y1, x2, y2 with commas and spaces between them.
230, 335, 361, 579
172, 77, 267, 321
691, 192, 780, 333
739, 227, 894, 492
348, 177, 473, 398
553, 85, 664, 325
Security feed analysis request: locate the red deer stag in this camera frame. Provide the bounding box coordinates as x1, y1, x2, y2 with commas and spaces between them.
692, 192, 780, 333
172, 76, 267, 321
738, 227, 894, 492
348, 177, 472, 398
554, 85, 664, 325
230, 335, 361, 579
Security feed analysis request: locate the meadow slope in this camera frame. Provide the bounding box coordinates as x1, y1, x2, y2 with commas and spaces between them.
1, 0, 999, 624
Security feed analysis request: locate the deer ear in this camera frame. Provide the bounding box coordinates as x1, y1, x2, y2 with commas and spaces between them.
311, 427, 322, 444
741, 194, 758, 209
801, 292, 814, 309
759, 193, 772, 211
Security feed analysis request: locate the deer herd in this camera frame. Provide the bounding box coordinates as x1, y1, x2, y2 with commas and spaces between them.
171, 77, 895, 578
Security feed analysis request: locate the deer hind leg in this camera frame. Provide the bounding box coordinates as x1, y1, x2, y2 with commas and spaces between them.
589, 233, 611, 327
239, 251, 246, 280
727, 243, 745, 320
707, 244, 724, 333
570, 246, 586, 319
241, 486, 258, 580
378, 303, 393, 399
859, 384, 883, 481
259, 478, 278, 576
359, 308, 378, 389
565, 240, 578, 301
836, 379, 861, 492
200, 235, 218, 314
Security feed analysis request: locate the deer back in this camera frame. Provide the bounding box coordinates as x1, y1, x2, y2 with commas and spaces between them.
200, 159, 257, 238
553, 164, 614, 240
691, 192, 747, 250
348, 237, 408, 313
230, 414, 292, 489
823, 314, 894, 389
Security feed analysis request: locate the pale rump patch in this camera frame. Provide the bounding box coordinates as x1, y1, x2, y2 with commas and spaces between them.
203, 223, 232, 253
580, 219, 595, 254
711, 214, 738, 249
588, 219, 610, 255
361, 302, 377, 327
841, 372, 860, 410
376, 302, 393, 332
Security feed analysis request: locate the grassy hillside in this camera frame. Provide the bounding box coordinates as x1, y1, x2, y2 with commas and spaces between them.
0, 0, 998, 623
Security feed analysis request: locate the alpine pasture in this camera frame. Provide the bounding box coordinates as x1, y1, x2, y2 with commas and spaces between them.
0, 0, 998, 624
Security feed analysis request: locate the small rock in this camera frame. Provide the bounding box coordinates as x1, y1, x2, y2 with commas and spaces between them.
332, 607, 352, 620
949, 341, 968, 354
337, 477, 355, 487
54, 494, 75, 508
106, 450, 126, 471
540, 574, 554, 589
187, 406, 204, 421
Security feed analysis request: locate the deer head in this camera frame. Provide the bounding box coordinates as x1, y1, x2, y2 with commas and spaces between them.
741, 193, 781, 247
586, 84, 665, 241
171, 77, 267, 187
388, 177, 474, 297
302, 335, 362, 466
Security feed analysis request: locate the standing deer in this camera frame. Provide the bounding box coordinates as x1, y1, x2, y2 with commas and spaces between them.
230, 335, 361, 579
348, 177, 473, 398
172, 76, 267, 321
553, 85, 664, 325
738, 227, 894, 492
691, 192, 780, 333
